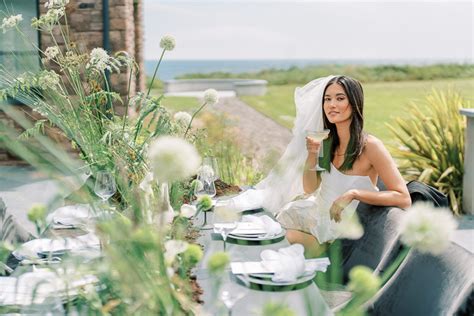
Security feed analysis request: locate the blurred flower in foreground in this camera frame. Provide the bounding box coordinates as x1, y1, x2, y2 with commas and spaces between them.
197, 195, 213, 212
207, 251, 230, 274
336, 211, 364, 240
400, 202, 457, 255
347, 266, 381, 299
147, 136, 201, 182
160, 35, 176, 51
45, 0, 69, 9
180, 204, 197, 218
182, 244, 203, 267
164, 239, 189, 265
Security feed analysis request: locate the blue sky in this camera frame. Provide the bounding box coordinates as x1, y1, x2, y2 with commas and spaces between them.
143, 0, 473, 61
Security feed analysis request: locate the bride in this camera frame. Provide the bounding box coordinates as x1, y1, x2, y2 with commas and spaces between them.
251, 75, 411, 258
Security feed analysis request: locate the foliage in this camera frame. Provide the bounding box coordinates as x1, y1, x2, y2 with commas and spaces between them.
0, 5, 204, 313
178, 63, 474, 85
240, 79, 474, 147
195, 111, 264, 186
387, 89, 470, 214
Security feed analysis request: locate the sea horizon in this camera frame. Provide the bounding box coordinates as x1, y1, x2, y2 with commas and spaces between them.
145, 58, 473, 81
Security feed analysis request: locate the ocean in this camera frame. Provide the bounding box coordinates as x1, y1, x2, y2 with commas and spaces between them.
144, 59, 463, 81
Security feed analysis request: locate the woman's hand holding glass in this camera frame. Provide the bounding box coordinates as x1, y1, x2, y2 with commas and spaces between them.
305, 129, 330, 171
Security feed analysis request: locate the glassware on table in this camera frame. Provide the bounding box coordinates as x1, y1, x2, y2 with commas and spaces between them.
203, 156, 219, 181
219, 282, 247, 316
194, 176, 216, 230
305, 129, 330, 171
94, 171, 116, 202
214, 201, 241, 251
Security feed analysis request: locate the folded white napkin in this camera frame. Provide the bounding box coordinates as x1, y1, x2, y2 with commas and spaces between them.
46, 204, 93, 228
0, 268, 98, 306
260, 244, 306, 282
13, 233, 101, 260
241, 215, 282, 236
230, 245, 330, 283
230, 189, 264, 212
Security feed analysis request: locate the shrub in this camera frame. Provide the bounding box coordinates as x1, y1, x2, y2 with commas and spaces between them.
387, 89, 471, 214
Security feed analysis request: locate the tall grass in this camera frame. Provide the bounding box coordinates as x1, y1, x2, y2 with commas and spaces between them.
194, 111, 263, 186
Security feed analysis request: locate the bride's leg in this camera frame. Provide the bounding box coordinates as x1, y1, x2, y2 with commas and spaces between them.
286, 229, 327, 258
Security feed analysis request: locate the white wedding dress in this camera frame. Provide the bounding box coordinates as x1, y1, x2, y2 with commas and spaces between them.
276, 163, 378, 243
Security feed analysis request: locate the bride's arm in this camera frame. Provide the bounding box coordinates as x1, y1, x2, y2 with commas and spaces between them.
303, 153, 321, 194
330, 137, 411, 222
350, 136, 411, 209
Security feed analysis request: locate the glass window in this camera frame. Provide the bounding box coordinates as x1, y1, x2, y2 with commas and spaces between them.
0, 0, 40, 83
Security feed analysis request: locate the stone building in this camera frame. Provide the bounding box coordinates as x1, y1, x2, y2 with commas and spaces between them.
0, 0, 145, 163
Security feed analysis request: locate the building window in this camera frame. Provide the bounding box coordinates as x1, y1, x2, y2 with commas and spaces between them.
0, 0, 40, 83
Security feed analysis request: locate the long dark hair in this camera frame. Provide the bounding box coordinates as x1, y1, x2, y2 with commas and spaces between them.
321, 75, 366, 171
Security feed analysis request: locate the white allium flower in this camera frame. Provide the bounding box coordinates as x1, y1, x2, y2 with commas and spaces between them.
1, 14, 22, 33
87, 48, 110, 72
44, 46, 60, 60
400, 202, 457, 255
180, 204, 197, 218
164, 239, 189, 264
160, 35, 176, 51
147, 136, 201, 182
203, 89, 219, 106
173, 111, 192, 126
46, 8, 65, 21
36, 70, 60, 90
45, 0, 69, 9
336, 212, 364, 240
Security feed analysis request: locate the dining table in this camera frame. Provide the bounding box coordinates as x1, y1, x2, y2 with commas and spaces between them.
0, 166, 333, 315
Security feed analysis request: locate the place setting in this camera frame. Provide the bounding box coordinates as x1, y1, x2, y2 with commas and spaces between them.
230, 244, 330, 291
212, 201, 286, 248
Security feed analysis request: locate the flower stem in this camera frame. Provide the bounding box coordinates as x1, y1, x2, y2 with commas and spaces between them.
379, 246, 410, 284
146, 49, 166, 99
184, 101, 207, 138
122, 67, 134, 133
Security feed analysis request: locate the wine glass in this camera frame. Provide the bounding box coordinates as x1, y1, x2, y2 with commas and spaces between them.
214, 201, 241, 251
203, 156, 219, 181
219, 282, 247, 316
94, 171, 116, 207
194, 176, 216, 230
305, 129, 330, 171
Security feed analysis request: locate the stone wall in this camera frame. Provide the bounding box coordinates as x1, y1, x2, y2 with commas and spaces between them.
1, 0, 145, 164
38, 0, 145, 101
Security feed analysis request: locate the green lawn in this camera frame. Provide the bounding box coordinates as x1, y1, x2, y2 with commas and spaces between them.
240, 78, 474, 146
150, 89, 200, 112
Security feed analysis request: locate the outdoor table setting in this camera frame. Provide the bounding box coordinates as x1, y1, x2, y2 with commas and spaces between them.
192, 193, 333, 315
0, 171, 117, 311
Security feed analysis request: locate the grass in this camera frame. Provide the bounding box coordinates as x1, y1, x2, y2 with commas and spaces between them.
157, 94, 200, 112
240, 78, 474, 146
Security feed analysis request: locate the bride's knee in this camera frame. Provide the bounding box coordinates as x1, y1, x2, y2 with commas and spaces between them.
286, 229, 299, 244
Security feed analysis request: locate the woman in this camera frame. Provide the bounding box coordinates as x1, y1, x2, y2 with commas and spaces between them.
275, 76, 411, 257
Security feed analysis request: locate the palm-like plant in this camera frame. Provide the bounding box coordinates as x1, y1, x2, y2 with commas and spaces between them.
387, 89, 470, 214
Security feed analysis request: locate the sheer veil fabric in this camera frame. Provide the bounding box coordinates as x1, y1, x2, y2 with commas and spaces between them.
251, 75, 336, 214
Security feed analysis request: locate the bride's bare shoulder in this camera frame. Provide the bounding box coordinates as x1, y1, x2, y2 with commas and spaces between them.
364, 134, 391, 160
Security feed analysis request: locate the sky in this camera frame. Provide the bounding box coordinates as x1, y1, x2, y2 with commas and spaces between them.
143, 0, 473, 61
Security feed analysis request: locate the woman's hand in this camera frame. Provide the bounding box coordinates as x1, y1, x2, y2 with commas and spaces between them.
306, 136, 322, 154
330, 190, 357, 222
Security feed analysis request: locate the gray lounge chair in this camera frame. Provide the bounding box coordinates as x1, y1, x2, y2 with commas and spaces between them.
368, 242, 474, 316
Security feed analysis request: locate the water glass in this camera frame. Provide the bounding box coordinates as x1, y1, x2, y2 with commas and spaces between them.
94, 171, 116, 202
